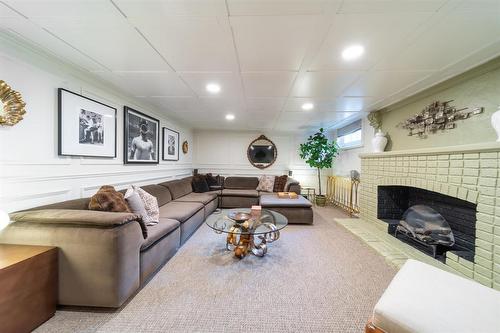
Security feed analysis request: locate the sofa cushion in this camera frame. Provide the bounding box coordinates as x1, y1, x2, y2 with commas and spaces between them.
159, 201, 204, 223
141, 218, 180, 251
372, 259, 500, 333
223, 177, 259, 189
273, 175, 288, 192
260, 194, 312, 208
205, 173, 221, 187
141, 184, 172, 206
221, 189, 259, 198
125, 186, 160, 225
174, 192, 217, 205
192, 175, 209, 193
160, 178, 193, 200
256, 175, 275, 192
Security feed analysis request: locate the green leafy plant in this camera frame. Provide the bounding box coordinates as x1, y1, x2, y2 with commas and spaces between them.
299, 128, 339, 196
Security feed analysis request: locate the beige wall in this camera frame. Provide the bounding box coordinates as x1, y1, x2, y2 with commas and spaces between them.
379, 57, 500, 151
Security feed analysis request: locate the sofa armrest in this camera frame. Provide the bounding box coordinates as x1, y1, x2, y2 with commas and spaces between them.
2, 209, 145, 307
10, 209, 148, 239
285, 178, 301, 194
10, 209, 140, 227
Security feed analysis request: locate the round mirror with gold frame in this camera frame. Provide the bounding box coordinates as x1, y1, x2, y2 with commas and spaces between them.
0, 80, 26, 126
247, 135, 277, 169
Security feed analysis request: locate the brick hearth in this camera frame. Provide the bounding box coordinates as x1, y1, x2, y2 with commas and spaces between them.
358, 142, 500, 290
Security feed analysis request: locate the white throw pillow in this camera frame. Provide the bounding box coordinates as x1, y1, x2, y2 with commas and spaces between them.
124, 187, 148, 220
124, 186, 159, 225
256, 175, 275, 192
135, 186, 160, 224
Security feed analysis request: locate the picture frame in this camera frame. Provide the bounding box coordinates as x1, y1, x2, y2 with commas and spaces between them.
162, 127, 179, 161
124, 106, 159, 164
58, 88, 117, 158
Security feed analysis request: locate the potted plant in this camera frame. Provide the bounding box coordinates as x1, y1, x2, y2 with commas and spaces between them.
299, 128, 339, 206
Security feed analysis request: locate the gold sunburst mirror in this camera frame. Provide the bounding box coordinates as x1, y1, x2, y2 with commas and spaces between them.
0, 80, 27, 126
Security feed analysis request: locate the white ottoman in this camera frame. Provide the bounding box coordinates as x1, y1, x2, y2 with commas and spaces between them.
368, 259, 500, 333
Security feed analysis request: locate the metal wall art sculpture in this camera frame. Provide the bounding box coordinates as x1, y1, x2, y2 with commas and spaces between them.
398, 100, 483, 138
0, 80, 26, 126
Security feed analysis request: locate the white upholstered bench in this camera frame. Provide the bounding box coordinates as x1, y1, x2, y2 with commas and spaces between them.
366, 259, 500, 333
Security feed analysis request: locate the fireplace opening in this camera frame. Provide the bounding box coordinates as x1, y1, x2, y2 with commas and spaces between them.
377, 186, 476, 262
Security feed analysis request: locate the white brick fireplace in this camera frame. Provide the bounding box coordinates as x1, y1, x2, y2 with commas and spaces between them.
359, 142, 500, 290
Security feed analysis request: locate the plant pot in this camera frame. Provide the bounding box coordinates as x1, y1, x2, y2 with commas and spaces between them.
315, 195, 327, 207
372, 129, 388, 153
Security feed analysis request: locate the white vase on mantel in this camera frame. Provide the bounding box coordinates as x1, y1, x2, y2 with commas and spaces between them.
372, 129, 388, 153
491, 106, 500, 142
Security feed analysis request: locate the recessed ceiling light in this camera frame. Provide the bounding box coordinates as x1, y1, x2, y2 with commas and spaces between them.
342, 44, 364, 61
302, 102, 314, 111
225, 114, 235, 121
206, 83, 221, 94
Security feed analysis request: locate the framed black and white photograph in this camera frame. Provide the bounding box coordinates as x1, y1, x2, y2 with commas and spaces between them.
162, 127, 179, 161
58, 88, 117, 158
124, 106, 159, 164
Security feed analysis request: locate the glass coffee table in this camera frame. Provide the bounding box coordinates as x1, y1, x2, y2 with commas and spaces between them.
206, 208, 288, 258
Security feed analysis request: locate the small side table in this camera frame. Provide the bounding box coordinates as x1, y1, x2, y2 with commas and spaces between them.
302, 187, 316, 204
0, 244, 58, 333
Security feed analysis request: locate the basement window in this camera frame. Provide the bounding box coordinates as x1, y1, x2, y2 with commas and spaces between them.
337, 119, 362, 149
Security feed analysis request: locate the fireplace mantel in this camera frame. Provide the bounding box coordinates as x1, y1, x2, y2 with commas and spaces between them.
359, 142, 500, 290
360, 142, 500, 158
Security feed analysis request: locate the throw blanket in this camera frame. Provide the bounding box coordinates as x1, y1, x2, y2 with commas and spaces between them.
89, 185, 131, 213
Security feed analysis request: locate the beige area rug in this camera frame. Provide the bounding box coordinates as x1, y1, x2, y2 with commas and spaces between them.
35, 207, 396, 333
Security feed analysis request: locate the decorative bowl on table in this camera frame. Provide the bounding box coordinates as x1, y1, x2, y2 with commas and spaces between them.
227, 212, 251, 224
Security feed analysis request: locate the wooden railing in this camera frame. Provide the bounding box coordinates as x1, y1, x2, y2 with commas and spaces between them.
326, 175, 360, 216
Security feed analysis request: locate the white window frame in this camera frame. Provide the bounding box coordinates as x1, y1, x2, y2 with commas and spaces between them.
336, 119, 363, 150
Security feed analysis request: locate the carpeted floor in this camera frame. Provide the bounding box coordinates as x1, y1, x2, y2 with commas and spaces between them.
35, 207, 396, 333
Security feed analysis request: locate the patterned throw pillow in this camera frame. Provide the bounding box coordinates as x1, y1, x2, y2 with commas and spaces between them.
124, 186, 159, 225
273, 175, 288, 192
256, 175, 275, 192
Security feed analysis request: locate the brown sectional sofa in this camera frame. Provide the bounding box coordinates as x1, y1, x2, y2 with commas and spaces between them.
1, 177, 215, 308
0, 175, 309, 308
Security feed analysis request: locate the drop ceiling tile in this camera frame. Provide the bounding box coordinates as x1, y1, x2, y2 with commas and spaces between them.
93, 71, 193, 97
274, 120, 313, 132
3, 0, 120, 18
180, 72, 241, 98
231, 15, 318, 71
343, 70, 434, 99
148, 97, 203, 112
227, 0, 328, 16
129, 17, 237, 72
245, 98, 286, 111
318, 111, 360, 122
322, 97, 377, 111
283, 97, 373, 112
0, 17, 105, 71
376, 7, 500, 71
199, 97, 244, 112
309, 12, 432, 71
338, 1, 448, 14
291, 71, 362, 98
113, 0, 226, 18
0, 2, 23, 17
242, 72, 297, 98
33, 17, 170, 71
278, 111, 321, 122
